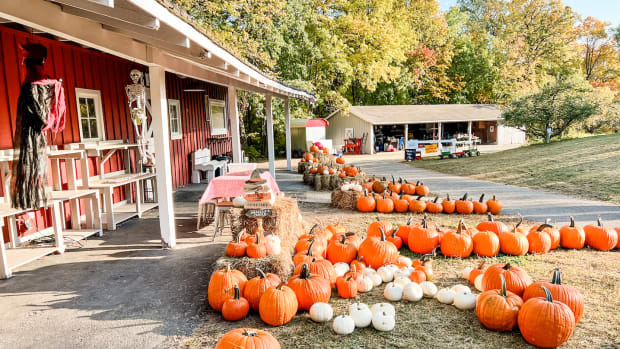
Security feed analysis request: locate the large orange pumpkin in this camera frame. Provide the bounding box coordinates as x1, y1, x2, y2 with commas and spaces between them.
522, 269, 584, 324
481, 263, 532, 297
472, 230, 500, 257
326, 235, 357, 264
356, 189, 376, 212
529, 221, 560, 250
287, 263, 332, 310
476, 274, 523, 332
376, 194, 395, 213
367, 217, 393, 237
222, 285, 250, 321
208, 265, 248, 312
336, 275, 358, 298
486, 195, 502, 215
294, 257, 337, 287
244, 268, 281, 311
442, 194, 456, 214
559, 216, 585, 249
527, 226, 552, 254
215, 328, 281, 349
518, 286, 575, 348
408, 196, 427, 213
259, 282, 298, 326
293, 240, 325, 266
358, 227, 399, 269
498, 218, 529, 256
473, 194, 488, 214
426, 197, 443, 214
440, 220, 473, 258
407, 216, 439, 254
455, 193, 474, 214
246, 233, 267, 258
415, 182, 430, 196
226, 234, 248, 257
476, 213, 509, 236
395, 216, 414, 245
584, 216, 618, 251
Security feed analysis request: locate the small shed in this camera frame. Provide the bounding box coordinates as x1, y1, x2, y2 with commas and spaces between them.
291, 118, 331, 155
326, 104, 525, 154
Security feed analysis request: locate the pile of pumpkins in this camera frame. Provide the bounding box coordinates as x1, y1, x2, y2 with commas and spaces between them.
400, 214, 619, 259
225, 228, 282, 258
355, 177, 502, 216
460, 263, 584, 348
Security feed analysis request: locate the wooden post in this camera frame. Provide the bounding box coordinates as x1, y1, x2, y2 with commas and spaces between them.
265, 94, 275, 177
404, 124, 409, 149
284, 97, 292, 171
438, 123, 443, 141
467, 121, 473, 139
228, 86, 242, 163
148, 65, 176, 248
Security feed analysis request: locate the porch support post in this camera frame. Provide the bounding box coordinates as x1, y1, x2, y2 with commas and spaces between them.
265, 94, 275, 177
284, 97, 292, 171
404, 124, 409, 148
228, 86, 242, 163
467, 121, 473, 139
148, 65, 176, 248
438, 122, 442, 141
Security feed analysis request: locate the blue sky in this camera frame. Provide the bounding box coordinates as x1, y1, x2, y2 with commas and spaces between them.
439, 0, 620, 27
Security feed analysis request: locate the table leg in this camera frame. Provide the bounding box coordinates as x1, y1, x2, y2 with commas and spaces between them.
135, 179, 143, 218
104, 187, 115, 230
91, 192, 102, 236
52, 201, 65, 254
8, 215, 18, 248
70, 198, 80, 230
0, 218, 11, 279
84, 195, 94, 229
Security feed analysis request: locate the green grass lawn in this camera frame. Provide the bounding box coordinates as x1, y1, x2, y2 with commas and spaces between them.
409, 134, 620, 204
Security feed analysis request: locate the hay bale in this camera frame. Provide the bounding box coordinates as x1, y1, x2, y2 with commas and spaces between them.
215, 254, 294, 281
313, 174, 323, 191
320, 174, 330, 190
330, 189, 363, 210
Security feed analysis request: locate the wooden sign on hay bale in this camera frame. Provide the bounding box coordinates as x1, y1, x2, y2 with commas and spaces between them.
331, 189, 363, 210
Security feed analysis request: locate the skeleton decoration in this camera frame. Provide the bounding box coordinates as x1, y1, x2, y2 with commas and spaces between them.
125, 69, 155, 166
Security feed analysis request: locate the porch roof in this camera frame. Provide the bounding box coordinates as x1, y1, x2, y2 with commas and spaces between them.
0, 0, 315, 102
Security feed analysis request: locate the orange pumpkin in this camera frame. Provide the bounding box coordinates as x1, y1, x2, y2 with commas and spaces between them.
336, 275, 358, 298
518, 286, 575, 348
376, 193, 395, 213
222, 285, 250, 321
527, 225, 552, 254
287, 263, 332, 310
559, 216, 585, 249
455, 193, 474, 214
468, 261, 486, 284
584, 216, 618, 251
326, 235, 357, 264
304, 153, 314, 161
408, 195, 427, 213
426, 197, 443, 214
336, 157, 345, 165
522, 269, 584, 324
246, 234, 267, 258
356, 189, 377, 212
407, 216, 439, 254
259, 282, 298, 326
441, 194, 456, 214
476, 213, 509, 236
415, 182, 429, 196
215, 328, 281, 349
367, 217, 394, 237
498, 217, 529, 256
294, 257, 337, 287
208, 264, 248, 312
244, 268, 281, 311
486, 195, 502, 215
473, 230, 500, 257
440, 220, 473, 258
476, 274, 523, 332
481, 263, 532, 297
358, 227, 399, 269
408, 269, 427, 284
473, 194, 488, 214
225, 234, 247, 257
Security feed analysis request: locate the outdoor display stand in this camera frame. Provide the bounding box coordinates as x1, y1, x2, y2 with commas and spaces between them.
0, 148, 102, 279
73, 141, 158, 230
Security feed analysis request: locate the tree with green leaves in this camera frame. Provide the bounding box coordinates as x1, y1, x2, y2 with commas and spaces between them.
503, 75, 599, 142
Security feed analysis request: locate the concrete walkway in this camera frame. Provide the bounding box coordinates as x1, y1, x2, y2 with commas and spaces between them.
0, 184, 229, 349
276, 158, 620, 227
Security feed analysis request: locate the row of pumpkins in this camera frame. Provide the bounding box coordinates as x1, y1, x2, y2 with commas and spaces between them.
212, 218, 588, 348
357, 190, 503, 215
308, 164, 361, 178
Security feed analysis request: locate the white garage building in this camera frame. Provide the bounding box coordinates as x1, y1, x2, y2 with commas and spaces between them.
326, 104, 525, 154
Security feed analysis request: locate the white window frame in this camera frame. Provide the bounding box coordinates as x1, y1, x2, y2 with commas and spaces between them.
207, 97, 228, 136
75, 88, 105, 142
168, 99, 182, 140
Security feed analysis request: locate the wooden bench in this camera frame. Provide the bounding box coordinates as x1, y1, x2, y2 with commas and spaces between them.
191, 148, 226, 184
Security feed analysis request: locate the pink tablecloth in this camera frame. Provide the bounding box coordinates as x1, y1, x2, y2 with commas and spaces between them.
199, 171, 280, 204
227, 163, 257, 174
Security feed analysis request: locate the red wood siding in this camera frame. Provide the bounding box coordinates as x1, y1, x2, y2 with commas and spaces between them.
0, 25, 232, 239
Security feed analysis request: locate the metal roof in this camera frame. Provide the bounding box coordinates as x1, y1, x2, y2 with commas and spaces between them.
328, 104, 503, 124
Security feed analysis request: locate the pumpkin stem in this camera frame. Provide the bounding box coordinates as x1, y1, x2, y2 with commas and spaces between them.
275, 281, 287, 290
242, 330, 258, 337
307, 239, 315, 256
541, 285, 553, 302
392, 227, 399, 237
233, 284, 241, 300
225, 264, 231, 273
499, 274, 507, 298
433, 196, 439, 203
421, 216, 428, 229
597, 215, 603, 227
407, 215, 413, 225
516, 214, 523, 230
299, 263, 311, 279
416, 180, 420, 186
256, 268, 266, 279
477, 260, 486, 270
488, 212, 494, 222
417, 195, 425, 200
461, 193, 468, 201
446, 193, 451, 201
536, 223, 554, 232
479, 193, 485, 202
503, 263, 512, 270
310, 223, 318, 235
376, 216, 381, 222
378, 226, 387, 241
255, 233, 261, 245
340, 234, 347, 245
569, 216, 575, 228
551, 268, 562, 285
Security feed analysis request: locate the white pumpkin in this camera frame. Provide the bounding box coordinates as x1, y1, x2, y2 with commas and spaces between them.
333, 263, 350, 277
377, 266, 394, 283
309, 302, 333, 322
332, 315, 355, 335
436, 288, 456, 304
397, 256, 413, 268
350, 183, 363, 192
453, 291, 477, 310
474, 274, 484, 291
349, 303, 373, 328
341, 183, 351, 191
403, 282, 424, 302
357, 275, 374, 293
369, 273, 383, 287
451, 284, 471, 294
393, 276, 412, 289
362, 267, 376, 277
395, 268, 412, 279
232, 196, 246, 208
383, 282, 403, 302
372, 311, 396, 331
420, 281, 438, 298
371, 303, 395, 317
264, 234, 281, 255
462, 266, 473, 280
385, 264, 399, 273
